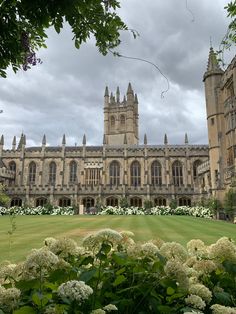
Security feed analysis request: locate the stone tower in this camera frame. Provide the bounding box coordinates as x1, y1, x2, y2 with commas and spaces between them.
103, 83, 139, 145
203, 47, 224, 198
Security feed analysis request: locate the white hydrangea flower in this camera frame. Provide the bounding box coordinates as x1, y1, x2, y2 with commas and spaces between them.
160, 242, 188, 262
189, 283, 212, 303
140, 242, 159, 257
193, 260, 217, 275
164, 259, 189, 290
0, 263, 17, 282
44, 305, 57, 314
48, 237, 79, 257
0, 286, 21, 310
189, 277, 199, 285
58, 280, 93, 304
183, 311, 204, 314
91, 310, 106, 314
211, 304, 236, 314
120, 231, 135, 238
83, 229, 122, 251
23, 247, 58, 278
185, 294, 206, 310
209, 237, 236, 262
44, 237, 57, 247
95, 229, 122, 243
103, 304, 118, 311
187, 239, 207, 257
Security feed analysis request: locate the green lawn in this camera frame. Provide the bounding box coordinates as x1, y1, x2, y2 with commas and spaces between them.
0, 215, 235, 262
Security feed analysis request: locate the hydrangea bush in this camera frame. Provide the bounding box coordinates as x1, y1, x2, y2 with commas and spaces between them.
0, 229, 235, 313
0, 205, 213, 218
0, 206, 75, 216
99, 206, 213, 218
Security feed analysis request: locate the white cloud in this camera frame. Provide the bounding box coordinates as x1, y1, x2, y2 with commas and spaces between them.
0, 0, 234, 148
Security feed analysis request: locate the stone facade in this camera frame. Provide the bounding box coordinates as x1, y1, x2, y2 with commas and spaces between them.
203, 49, 236, 202
0, 83, 210, 209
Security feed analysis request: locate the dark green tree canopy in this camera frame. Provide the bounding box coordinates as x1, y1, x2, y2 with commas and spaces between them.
0, 0, 127, 77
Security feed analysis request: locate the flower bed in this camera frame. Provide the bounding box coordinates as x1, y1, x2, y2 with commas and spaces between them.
0, 229, 235, 313
0, 206, 75, 216
0, 205, 213, 218
99, 206, 213, 218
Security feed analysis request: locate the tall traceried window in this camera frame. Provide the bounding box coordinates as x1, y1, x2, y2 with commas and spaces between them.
193, 160, 202, 180
110, 116, 115, 130
151, 161, 162, 185
130, 161, 141, 186
120, 114, 126, 129
69, 161, 77, 183
9, 161, 16, 172
29, 161, 36, 184
49, 162, 57, 184
172, 161, 183, 186
109, 161, 120, 186
9, 161, 16, 186
85, 168, 100, 186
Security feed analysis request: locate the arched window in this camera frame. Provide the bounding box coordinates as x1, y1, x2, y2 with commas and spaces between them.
69, 161, 77, 183
109, 161, 120, 186
131, 161, 141, 186
179, 197, 191, 206
49, 162, 56, 184
35, 198, 47, 207
120, 115, 126, 128
59, 197, 71, 207
110, 116, 115, 130
172, 161, 183, 186
193, 160, 202, 180
10, 198, 22, 207
130, 197, 142, 207
154, 197, 166, 206
9, 161, 16, 172
29, 162, 36, 184
9, 161, 16, 186
151, 161, 162, 185
106, 197, 118, 206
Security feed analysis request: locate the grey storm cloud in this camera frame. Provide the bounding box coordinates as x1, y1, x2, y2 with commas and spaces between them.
0, 0, 234, 148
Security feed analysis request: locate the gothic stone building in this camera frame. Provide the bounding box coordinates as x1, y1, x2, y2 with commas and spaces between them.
199, 49, 236, 203
0, 81, 210, 209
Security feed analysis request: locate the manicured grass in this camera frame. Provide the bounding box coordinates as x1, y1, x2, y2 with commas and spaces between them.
0, 215, 235, 262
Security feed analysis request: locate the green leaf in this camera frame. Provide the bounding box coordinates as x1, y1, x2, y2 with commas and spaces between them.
214, 291, 232, 306
112, 252, 127, 265
116, 267, 126, 275
156, 305, 173, 313
79, 255, 94, 266
15, 279, 39, 291
32, 292, 50, 307
13, 306, 36, 314
44, 282, 58, 291
113, 274, 126, 286
32, 292, 42, 306
79, 269, 97, 283
167, 287, 175, 295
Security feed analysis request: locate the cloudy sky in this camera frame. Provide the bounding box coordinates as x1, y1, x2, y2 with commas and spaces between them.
0, 0, 235, 148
